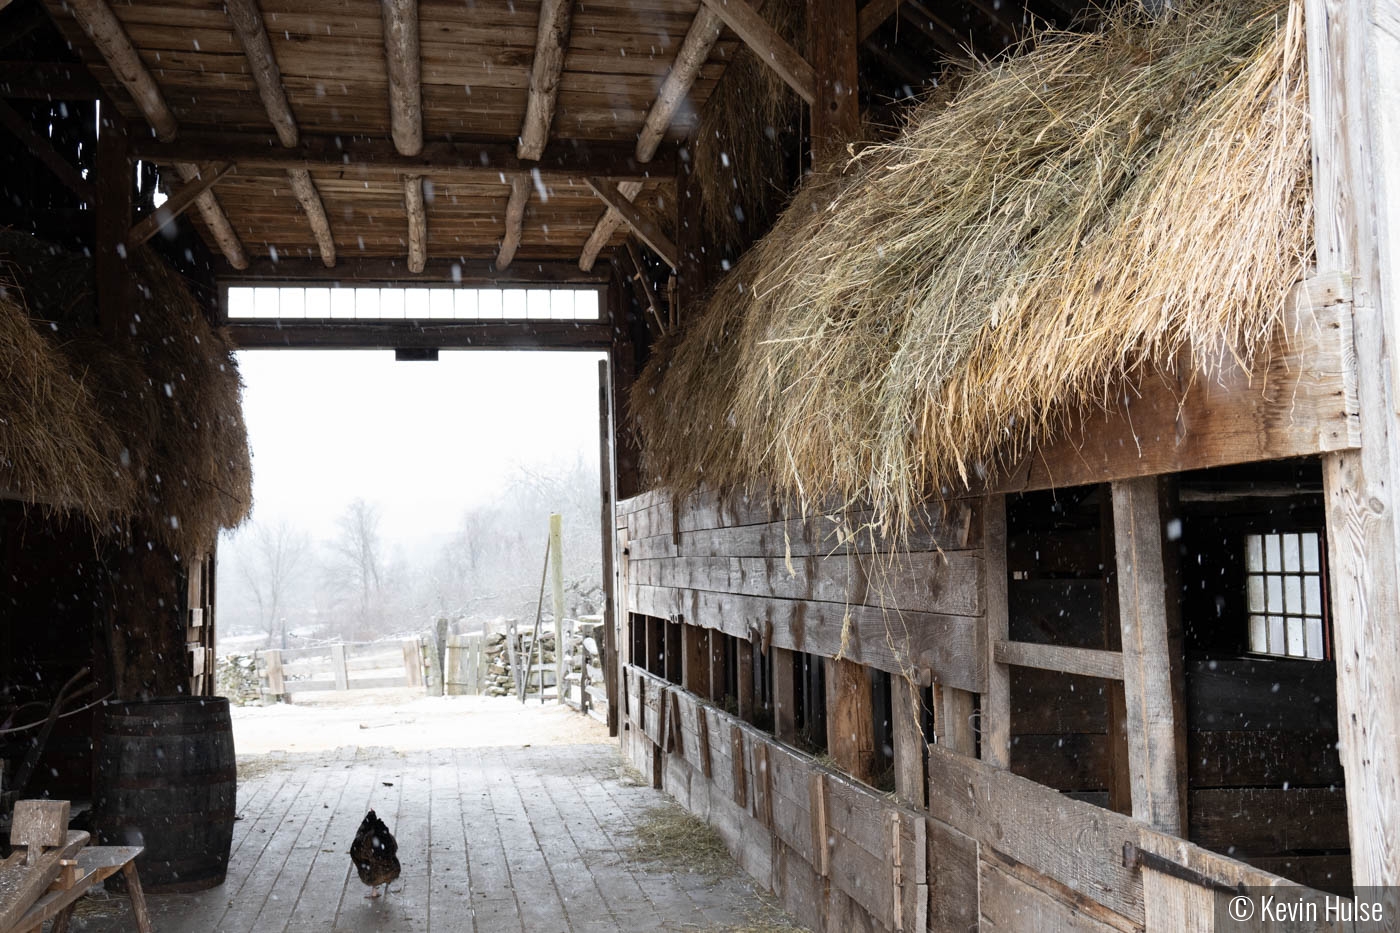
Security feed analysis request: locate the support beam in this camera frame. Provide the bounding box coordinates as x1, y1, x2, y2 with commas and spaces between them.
0, 99, 93, 201
218, 256, 608, 284
127, 162, 233, 249
404, 173, 427, 274
1306, 0, 1400, 891
227, 321, 611, 351
770, 646, 798, 744
224, 0, 336, 267
980, 495, 1010, 769
518, 0, 575, 161
808, 0, 860, 159
380, 0, 423, 157
700, 0, 815, 104
586, 178, 677, 269
497, 174, 529, 270
857, 0, 901, 40
623, 240, 666, 335
1111, 476, 1185, 836
578, 3, 722, 271
94, 105, 132, 340
891, 676, 925, 808
129, 133, 673, 181
826, 658, 877, 783
61, 0, 247, 267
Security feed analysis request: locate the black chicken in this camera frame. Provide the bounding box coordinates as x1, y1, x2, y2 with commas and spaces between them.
351, 809, 401, 898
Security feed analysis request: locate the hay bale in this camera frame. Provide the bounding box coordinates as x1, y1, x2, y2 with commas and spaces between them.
638, 0, 1311, 533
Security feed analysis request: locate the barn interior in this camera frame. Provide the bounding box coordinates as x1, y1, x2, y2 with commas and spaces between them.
0, 0, 1397, 928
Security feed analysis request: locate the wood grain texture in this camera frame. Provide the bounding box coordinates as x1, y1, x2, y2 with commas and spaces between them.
586, 177, 678, 268
127, 162, 232, 248
380, 0, 423, 156
1111, 477, 1184, 836
404, 173, 427, 273
636, 5, 725, 161
890, 677, 925, 808
496, 173, 530, 269
517, 0, 575, 161
826, 657, 877, 783
993, 641, 1124, 682
700, 0, 814, 103
981, 495, 1011, 768
63, 0, 176, 139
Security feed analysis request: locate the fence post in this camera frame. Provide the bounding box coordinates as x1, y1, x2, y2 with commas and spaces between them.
403, 640, 424, 687
422, 634, 443, 696
332, 644, 349, 691
263, 649, 284, 702
550, 513, 565, 703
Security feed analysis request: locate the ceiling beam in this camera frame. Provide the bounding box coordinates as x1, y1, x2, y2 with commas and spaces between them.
127, 161, 232, 248
380, 0, 423, 157
61, 0, 248, 268
224, 0, 336, 267
128, 133, 676, 182
227, 320, 611, 351
699, 0, 815, 104
857, 0, 901, 40
586, 177, 677, 269
218, 256, 608, 284
0, 98, 94, 201
496, 173, 529, 270
518, 0, 575, 161
404, 174, 427, 274
577, 4, 723, 272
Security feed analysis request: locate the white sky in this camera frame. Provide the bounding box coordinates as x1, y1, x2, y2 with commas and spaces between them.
235, 349, 606, 551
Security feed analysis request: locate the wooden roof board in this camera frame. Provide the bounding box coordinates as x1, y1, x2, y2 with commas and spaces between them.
47, 0, 721, 271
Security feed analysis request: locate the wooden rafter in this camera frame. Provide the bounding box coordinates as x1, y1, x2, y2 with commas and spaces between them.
699, 0, 815, 104
404, 174, 427, 274
127, 162, 233, 248
0, 99, 93, 201
518, 0, 575, 161
129, 133, 675, 182
61, 0, 248, 268
577, 5, 723, 272
586, 178, 677, 268
497, 174, 530, 270
623, 239, 666, 335
857, 0, 901, 40
224, 0, 336, 267
380, 0, 422, 158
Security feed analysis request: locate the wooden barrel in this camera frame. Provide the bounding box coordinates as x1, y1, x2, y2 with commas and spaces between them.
96, 697, 236, 892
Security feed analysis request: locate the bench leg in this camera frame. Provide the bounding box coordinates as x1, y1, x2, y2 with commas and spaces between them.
51, 903, 77, 933
121, 861, 153, 933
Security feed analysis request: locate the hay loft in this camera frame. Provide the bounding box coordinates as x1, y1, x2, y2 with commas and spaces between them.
635, 0, 1312, 532
0, 232, 252, 555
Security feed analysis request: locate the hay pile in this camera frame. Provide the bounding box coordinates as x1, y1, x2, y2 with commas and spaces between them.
635, 0, 1311, 531
0, 232, 251, 553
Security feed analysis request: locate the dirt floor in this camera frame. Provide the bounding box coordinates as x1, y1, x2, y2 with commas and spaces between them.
62, 691, 804, 933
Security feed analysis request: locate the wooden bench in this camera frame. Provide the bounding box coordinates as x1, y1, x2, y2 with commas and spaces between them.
0, 801, 152, 933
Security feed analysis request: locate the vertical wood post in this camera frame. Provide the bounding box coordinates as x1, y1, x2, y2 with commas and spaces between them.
597, 359, 620, 734
1101, 491, 1133, 815
263, 649, 284, 699
736, 637, 755, 722
934, 684, 977, 757
549, 513, 565, 702
1307, 0, 1400, 891
708, 630, 727, 702
682, 624, 709, 694
826, 659, 877, 783
94, 103, 132, 340
891, 676, 926, 808
981, 495, 1011, 768
770, 646, 798, 743
806, 0, 859, 161
1111, 477, 1186, 835
332, 643, 349, 691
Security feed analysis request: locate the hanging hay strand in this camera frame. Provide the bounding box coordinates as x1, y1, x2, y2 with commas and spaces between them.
0, 231, 252, 553
637, 0, 1312, 534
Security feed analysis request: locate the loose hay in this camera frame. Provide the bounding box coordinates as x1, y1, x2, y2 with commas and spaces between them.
627, 804, 736, 879
636, 0, 1311, 535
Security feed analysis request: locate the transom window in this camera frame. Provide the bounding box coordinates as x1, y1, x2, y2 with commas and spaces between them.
1245, 531, 1327, 660
225, 286, 600, 321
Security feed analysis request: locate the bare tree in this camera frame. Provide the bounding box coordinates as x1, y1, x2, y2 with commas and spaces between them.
328, 498, 384, 637
238, 520, 312, 648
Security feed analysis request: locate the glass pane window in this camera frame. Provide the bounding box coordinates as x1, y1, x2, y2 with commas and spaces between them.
1244, 531, 1328, 660
225, 285, 602, 321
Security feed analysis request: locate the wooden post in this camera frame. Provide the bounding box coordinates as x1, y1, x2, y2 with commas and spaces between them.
597, 359, 620, 736
262, 649, 285, 699
736, 637, 755, 722
549, 513, 566, 702
1306, 0, 1400, 891
1101, 491, 1133, 815
708, 630, 727, 702
770, 646, 798, 743
935, 684, 976, 757
680, 625, 705, 694
980, 494, 1011, 768
94, 103, 131, 341
806, 0, 859, 161
891, 676, 925, 808
1111, 477, 1186, 835
826, 658, 877, 783
332, 644, 349, 691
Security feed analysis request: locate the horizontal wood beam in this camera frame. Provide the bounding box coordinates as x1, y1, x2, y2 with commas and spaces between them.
127, 161, 233, 248
700, 0, 815, 104
857, 0, 901, 41
991, 641, 1124, 681
128, 133, 676, 182
218, 256, 609, 284
586, 177, 678, 268
0, 61, 101, 99
0, 98, 93, 201
227, 320, 611, 350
